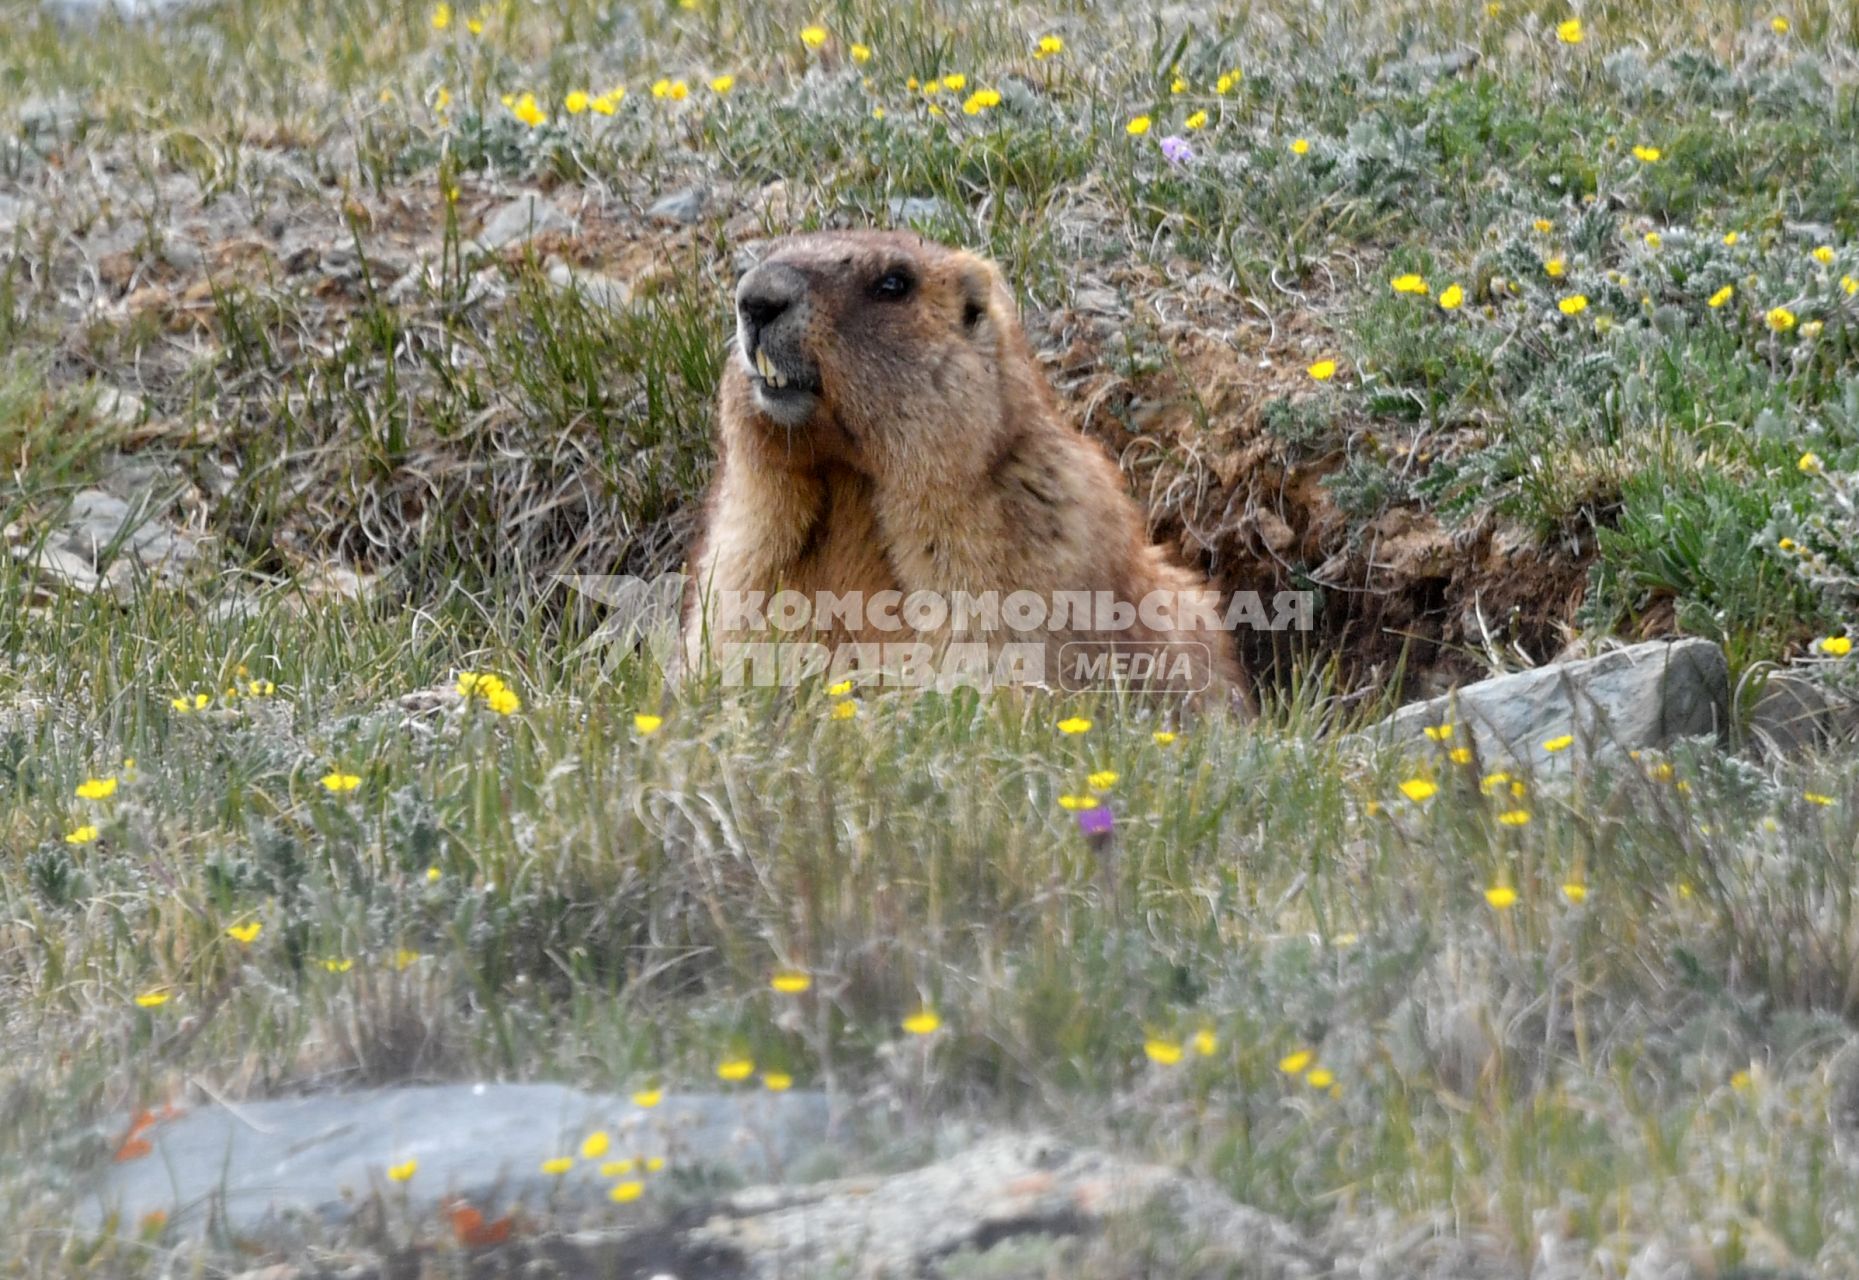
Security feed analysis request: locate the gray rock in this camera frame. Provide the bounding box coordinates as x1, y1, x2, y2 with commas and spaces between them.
683, 1133, 1319, 1280
15, 93, 83, 143
89, 1083, 834, 1235
886, 196, 947, 223
90, 386, 146, 429
474, 194, 579, 251
57, 488, 199, 573
648, 185, 709, 225
204, 1131, 1319, 1280
546, 260, 633, 311
43, 0, 198, 19
0, 194, 23, 233
98, 453, 184, 503
1363, 638, 1730, 771
1749, 671, 1859, 756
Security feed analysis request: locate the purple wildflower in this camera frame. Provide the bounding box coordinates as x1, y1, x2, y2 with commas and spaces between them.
1159, 135, 1195, 167
1077, 805, 1115, 837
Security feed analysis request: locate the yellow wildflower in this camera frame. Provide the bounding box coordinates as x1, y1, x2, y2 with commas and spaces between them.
1152, 730, 1177, 745
1806, 791, 1835, 806
1498, 810, 1531, 826
430, 3, 451, 29
1290, 137, 1310, 155
1057, 716, 1092, 734
1768, 307, 1797, 332
942, 74, 965, 91
1561, 881, 1588, 904
65, 825, 99, 845
1800, 451, 1825, 475
850, 43, 873, 63
1390, 274, 1429, 295
540, 1156, 574, 1175
1771, 16, 1790, 33
762, 1071, 793, 1091
387, 1159, 418, 1182
1057, 794, 1099, 811
1126, 115, 1152, 136
1821, 635, 1852, 655
634, 714, 664, 734
632, 1088, 663, 1108
1543, 734, 1574, 752
1533, 218, 1553, 233
771, 970, 813, 994
1631, 145, 1661, 163
512, 93, 546, 127
1557, 295, 1588, 316
1192, 1028, 1218, 1056
1399, 778, 1438, 802
1438, 284, 1464, 310
1485, 885, 1519, 909
710, 75, 735, 94
1306, 1067, 1335, 1088
831, 700, 858, 720
1709, 285, 1734, 308
76, 777, 118, 800
134, 990, 170, 1008
1449, 747, 1473, 765
321, 772, 361, 793
716, 1056, 754, 1082
1307, 359, 1337, 381
1814, 245, 1836, 265
610, 1180, 645, 1202
1185, 110, 1208, 130
1278, 1049, 1313, 1074
902, 1009, 942, 1035
1034, 35, 1064, 59
581, 1131, 610, 1159
1144, 1038, 1184, 1065
565, 90, 589, 114
600, 1159, 636, 1176
800, 24, 828, 49
226, 922, 262, 944
1556, 18, 1584, 43
1087, 770, 1119, 791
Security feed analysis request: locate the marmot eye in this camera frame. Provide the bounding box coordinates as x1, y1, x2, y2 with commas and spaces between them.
871, 269, 914, 300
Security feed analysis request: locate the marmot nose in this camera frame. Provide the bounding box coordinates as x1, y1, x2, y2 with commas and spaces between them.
736, 264, 804, 333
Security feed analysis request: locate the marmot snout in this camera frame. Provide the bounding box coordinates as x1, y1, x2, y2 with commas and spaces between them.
685, 230, 1249, 709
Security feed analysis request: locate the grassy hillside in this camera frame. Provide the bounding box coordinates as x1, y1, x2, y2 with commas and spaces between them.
8, 0, 1859, 1274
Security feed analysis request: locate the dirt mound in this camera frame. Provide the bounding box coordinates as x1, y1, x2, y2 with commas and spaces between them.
1035, 267, 1593, 703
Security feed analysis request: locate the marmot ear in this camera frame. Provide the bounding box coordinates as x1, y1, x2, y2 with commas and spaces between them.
954, 255, 1000, 334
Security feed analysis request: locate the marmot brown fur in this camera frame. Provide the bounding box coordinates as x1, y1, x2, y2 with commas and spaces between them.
682, 230, 1247, 707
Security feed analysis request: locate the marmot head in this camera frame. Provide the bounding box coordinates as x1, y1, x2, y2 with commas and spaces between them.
729, 231, 1019, 463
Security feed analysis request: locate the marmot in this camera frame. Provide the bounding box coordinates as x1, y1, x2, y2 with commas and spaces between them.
682, 230, 1247, 708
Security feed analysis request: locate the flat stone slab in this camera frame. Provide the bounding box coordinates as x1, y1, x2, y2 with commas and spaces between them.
216, 1133, 1321, 1280
90, 1083, 832, 1235
1364, 637, 1729, 771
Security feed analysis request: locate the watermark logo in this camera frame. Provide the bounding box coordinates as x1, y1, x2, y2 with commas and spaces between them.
554, 578, 1314, 689
555, 573, 688, 676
